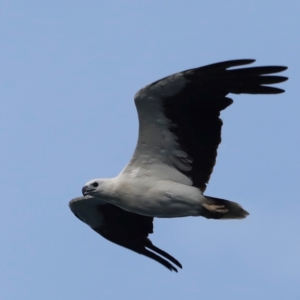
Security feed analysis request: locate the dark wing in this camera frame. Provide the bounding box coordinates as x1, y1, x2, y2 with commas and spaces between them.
122, 59, 288, 191
69, 196, 182, 272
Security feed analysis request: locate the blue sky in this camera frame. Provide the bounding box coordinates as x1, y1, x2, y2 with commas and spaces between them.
1, 1, 299, 299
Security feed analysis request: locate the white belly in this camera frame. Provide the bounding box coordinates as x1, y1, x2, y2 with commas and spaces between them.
113, 178, 204, 218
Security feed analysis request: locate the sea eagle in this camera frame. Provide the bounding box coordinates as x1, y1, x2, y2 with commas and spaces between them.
71, 59, 287, 271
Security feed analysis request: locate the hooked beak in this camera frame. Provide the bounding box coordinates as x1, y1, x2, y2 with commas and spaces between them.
82, 185, 96, 196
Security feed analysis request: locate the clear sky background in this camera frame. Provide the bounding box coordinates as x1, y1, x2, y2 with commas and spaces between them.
1, 1, 299, 299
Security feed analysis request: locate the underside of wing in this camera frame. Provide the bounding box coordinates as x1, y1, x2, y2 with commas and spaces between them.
123, 59, 287, 191
69, 196, 182, 272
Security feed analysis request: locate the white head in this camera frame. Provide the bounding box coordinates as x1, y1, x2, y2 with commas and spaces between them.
82, 178, 107, 196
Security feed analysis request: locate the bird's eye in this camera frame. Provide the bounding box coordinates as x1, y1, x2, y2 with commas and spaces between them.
92, 182, 99, 187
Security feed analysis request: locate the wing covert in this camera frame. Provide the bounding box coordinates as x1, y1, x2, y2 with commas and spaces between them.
69, 196, 182, 271
122, 59, 287, 191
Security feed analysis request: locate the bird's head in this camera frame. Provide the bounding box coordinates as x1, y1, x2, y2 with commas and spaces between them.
82, 179, 106, 197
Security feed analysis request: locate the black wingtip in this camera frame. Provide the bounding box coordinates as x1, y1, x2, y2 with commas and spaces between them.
141, 248, 179, 272
198, 59, 256, 71
147, 243, 183, 269
266, 87, 286, 94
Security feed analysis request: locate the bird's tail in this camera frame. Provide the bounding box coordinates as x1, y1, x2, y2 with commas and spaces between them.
200, 196, 249, 219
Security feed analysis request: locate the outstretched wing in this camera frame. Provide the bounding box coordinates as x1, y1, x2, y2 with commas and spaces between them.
121, 59, 287, 191
69, 196, 182, 272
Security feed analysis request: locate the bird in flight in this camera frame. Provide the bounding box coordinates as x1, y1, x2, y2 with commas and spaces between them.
70, 59, 287, 271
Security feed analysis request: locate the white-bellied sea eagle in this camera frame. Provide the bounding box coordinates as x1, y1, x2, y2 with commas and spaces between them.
70, 59, 287, 271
